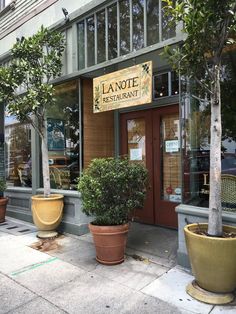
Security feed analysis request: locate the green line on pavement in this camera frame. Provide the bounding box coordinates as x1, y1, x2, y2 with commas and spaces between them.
11, 257, 58, 276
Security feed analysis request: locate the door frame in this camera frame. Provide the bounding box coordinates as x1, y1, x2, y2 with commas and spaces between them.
120, 104, 179, 228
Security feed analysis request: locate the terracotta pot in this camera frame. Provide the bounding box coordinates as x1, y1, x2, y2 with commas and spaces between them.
184, 223, 236, 293
31, 194, 64, 232
89, 223, 129, 265
0, 197, 8, 223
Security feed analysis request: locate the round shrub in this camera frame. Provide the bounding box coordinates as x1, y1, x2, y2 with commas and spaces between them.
77, 157, 148, 226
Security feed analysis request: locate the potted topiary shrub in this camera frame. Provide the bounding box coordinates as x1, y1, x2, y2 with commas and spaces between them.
0, 26, 65, 238
163, 0, 236, 304
78, 157, 148, 265
0, 178, 8, 223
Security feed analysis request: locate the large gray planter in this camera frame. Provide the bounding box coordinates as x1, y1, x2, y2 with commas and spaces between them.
176, 204, 236, 268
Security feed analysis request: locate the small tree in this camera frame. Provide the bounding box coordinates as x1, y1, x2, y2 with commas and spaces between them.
163, 1, 236, 236
0, 26, 65, 197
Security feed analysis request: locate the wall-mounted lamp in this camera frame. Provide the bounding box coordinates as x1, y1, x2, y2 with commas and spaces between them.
62, 7, 69, 23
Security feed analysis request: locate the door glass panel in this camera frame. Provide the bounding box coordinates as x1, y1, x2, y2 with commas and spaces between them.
127, 119, 146, 164
161, 113, 181, 202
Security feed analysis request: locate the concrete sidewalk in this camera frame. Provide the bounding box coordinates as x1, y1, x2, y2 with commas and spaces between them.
0, 218, 235, 314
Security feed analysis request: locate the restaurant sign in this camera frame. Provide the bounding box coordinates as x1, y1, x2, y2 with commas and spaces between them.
93, 61, 152, 113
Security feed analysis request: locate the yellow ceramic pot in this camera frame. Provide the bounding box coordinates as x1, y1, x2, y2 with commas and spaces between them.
31, 194, 64, 232
184, 223, 236, 293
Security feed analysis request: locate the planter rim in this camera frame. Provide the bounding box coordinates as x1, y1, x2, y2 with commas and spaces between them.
89, 222, 129, 227
184, 223, 236, 241
31, 194, 64, 201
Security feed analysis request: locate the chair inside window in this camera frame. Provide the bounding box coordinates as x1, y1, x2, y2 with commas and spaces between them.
50, 168, 71, 190
221, 174, 236, 212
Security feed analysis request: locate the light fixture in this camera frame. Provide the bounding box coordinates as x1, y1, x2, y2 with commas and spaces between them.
62, 7, 69, 23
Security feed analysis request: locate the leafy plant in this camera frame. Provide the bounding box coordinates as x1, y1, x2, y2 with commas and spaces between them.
77, 157, 148, 226
0, 26, 65, 197
0, 178, 6, 197
162, 0, 236, 236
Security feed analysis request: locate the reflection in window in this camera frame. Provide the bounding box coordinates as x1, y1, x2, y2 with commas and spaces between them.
78, 21, 85, 69
108, 4, 117, 59
77, 0, 178, 69
153, 73, 169, 98
87, 16, 95, 67
182, 51, 236, 208
47, 80, 80, 190
171, 71, 179, 95
127, 119, 146, 164
120, 0, 130, 56
5, 117, 32, 187
162, 1, 176, 40
161, 114, 181, 203
132, 0, 144, 51
97, 10, 106, 63
147, 0, 159, 45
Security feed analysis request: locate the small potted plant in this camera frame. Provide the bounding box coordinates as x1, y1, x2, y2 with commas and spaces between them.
0, 178, 8, 223
78, 157, 148, 265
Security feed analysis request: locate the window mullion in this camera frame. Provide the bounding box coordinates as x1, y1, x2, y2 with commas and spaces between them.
130, 0, 133, 52
144, 0, 147, 47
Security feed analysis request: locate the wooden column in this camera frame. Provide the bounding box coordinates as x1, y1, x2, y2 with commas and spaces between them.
83, 79, 115, 168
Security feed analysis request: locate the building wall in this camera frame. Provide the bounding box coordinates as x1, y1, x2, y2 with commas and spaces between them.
1, 0, 183, 234
83, 79, 115, 168
0, 0, 105, 56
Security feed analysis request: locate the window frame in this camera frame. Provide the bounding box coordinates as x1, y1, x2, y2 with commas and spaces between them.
77, 0, 179, 71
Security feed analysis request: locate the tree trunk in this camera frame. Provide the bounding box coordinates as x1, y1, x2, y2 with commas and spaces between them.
208, 65, 222, 236
41, 119, 51, 197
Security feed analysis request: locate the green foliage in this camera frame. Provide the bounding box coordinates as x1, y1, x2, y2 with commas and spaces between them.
0, 26, 65, 196
0, 178, 6, 196
0, 25, 65, 134
162, 0, 236, 90
77, 157, 148, 226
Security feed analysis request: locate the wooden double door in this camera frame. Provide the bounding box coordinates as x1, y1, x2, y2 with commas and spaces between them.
120, 105, 180, 228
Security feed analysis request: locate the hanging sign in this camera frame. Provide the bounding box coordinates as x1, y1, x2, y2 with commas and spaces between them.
93, 61, 152, 113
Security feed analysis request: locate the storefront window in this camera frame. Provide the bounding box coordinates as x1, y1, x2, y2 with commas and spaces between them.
147, 0, 159, 46
87, 16, 95, 67
182, 50, 236, 208
97, 10, 106, 63
108, 4, 117, 59
46, 80, 80, 190
78, 21, 85, 70
5, 116, 32, 187
153, 72, 169, 98
120, 0, 130, 55
132, 0, 144, 51
162, 1, 176, 40
77, 0, 178, 69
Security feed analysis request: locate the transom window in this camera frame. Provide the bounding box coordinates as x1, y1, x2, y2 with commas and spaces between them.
153, 71, 179, 99
77, 0, 176, 70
